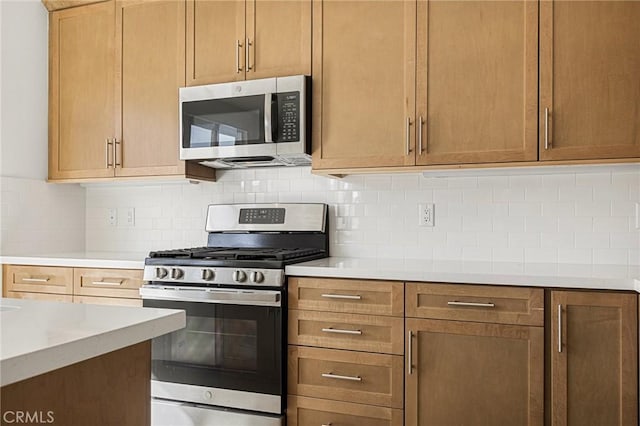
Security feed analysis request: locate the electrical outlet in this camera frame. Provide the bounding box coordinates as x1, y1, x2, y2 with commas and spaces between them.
635, 203, 639, 230
418, 203, 435, 227
107, 208, 117, 227
124, 207, 135, 227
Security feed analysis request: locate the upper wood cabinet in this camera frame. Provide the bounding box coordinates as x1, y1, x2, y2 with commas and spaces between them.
416, 0, 538, 165
49, 1, 116, 180
186, 0, 311, 86
550, 290, 638, 426
540, 1, 640, 161
49, 0, 214, 182
311, 0, 416, 170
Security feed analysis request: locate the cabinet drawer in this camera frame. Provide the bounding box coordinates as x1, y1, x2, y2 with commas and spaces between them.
73, 268, 143, 299
4, 265, 73, 295
288, 346, 404, 408
6, 290, 73, 303
289, 309, 404, 355
287, 396, 403, 426
288, 277, 404, 316
406, 282, 544, 326
73, 295, 143, 307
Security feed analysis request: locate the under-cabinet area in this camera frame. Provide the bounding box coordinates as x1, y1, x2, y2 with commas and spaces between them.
2, 264, 143, 306
287, 276, 639, 426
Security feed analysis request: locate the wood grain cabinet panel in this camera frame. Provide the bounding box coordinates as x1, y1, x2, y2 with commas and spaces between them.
73, 295, 143, 307
287, 396, 403, 426
416, 0, 538, 165
288, 277, 404, 316
288, 346, 404, 409
550, 291, 638, 426
288, 309, 404, 355
73, 268, 143, 299
405, 318, 544, 426
6, 291, 73, 303
4, 265, 73, 295
406, 282, 544, 326
540, 1, 640, 161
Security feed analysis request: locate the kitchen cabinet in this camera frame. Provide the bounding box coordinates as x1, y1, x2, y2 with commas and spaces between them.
3, 264, 143, 307
539, 1, 640, 161
48, 0, 215, 182
287, 277, 405, 425
312, 0, 536, 171
186, 0, 311, 86
550, 290, 638, 426
405, 282, 544, 426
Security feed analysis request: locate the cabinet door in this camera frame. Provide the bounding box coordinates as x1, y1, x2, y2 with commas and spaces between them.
540, 1, 640, 161
311, 0, 416, 170
115, 0, 185, 177
405, 318, 544, 426
6, 291, 73, 303
416, 0, 538, 165
186, 0, 246, 85
551, 291, 638, 426
245, 0, 311, 80
49, 1, 116, 180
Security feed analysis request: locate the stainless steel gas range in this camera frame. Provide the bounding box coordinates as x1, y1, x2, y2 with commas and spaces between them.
140, 203, 328, 426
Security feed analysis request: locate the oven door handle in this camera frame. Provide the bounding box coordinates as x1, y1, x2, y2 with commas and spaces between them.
139, 286, 281, 307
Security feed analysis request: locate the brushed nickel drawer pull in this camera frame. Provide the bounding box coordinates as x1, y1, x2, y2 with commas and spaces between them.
22, 277, 51, 283
544, 107, 550, 150
320, 293, 362, 300
558, 304, 563, 353
321, 327, 362, 335
447, 301, 495, 308
408, 330, 413, 375
235, 39, 242, 73
321, 373, 362, 382
91, 280, 124, 286
105, 138, 113, 168
321, 424, 332, 426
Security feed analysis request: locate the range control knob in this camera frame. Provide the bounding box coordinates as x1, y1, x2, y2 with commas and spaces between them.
201, 269, 215, 281
232, 270, 247, 282
250, 271, 264, 283
155, 267, 169, 279
170, 268, 184, 280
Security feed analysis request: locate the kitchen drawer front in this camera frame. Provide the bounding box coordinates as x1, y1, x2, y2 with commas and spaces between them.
73, 295, 143, 307
406, 282, 544, 326
4, 265, 73, 295
288, 277, 404, 316
288, 346, 404, 408
73, 268, 143, 299
6, 290, 73, 303
289, 309, 404, 355
287, 396, 403, 426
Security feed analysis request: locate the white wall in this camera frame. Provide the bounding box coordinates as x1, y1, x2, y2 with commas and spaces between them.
0, 0, 86, 257
85, 166, 640, 266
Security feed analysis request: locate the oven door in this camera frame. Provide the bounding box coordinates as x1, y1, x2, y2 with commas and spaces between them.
141, 286, 283, 414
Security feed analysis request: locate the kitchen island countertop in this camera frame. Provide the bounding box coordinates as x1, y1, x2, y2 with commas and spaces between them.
0, 297, 184, 386
286, 257, 640, 293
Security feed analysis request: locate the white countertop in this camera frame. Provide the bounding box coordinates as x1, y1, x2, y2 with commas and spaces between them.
0, 297, 184, 386
285, 257, 640, 293
0, 251, 146, 269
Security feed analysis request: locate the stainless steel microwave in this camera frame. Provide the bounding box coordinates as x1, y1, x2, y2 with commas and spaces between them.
179, 75, 310, 169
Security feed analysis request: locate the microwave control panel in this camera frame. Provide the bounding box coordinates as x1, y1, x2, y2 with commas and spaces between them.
276, 92, 300, 142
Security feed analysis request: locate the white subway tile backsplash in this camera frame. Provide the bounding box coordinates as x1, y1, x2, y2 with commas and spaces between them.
74, 168, 639, 266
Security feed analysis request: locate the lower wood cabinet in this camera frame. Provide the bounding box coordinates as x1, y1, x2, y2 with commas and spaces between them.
5, 290, 73, 303
287, 395, 404, 426
73, 295, 142, 307
550, 290, 638, 426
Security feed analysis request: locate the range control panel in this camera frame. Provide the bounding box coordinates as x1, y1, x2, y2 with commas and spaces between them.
276, 92, 300, 142
239, 208, 286, 224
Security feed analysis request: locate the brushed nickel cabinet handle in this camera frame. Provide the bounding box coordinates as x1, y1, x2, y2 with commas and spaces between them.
406, 117, 412, 156
106, 138, 113, 168
114, 139, 121, 167
22, 277, 51, 283
321, 373, 362, 382
558, 304, 562, 353
544, 107, 550, 150
91, 280, 124, 286
408, 330, 413, 375
246, 38, 252, 71
320, 293, 361, 300
418, 115, 424, 154
321, 327, 362, 335
236, 40, 242, 73
447, 301, 495, 308
321, 424, 332, 426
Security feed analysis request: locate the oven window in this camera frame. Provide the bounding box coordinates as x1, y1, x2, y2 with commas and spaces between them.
182, 95, 265, 148
144, 298, 282, 396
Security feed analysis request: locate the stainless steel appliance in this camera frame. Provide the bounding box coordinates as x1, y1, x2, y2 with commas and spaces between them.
140, 203, 328, 426
180, 75, 311, 169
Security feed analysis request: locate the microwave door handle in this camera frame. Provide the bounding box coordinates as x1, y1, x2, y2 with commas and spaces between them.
264, 93, 273, 143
